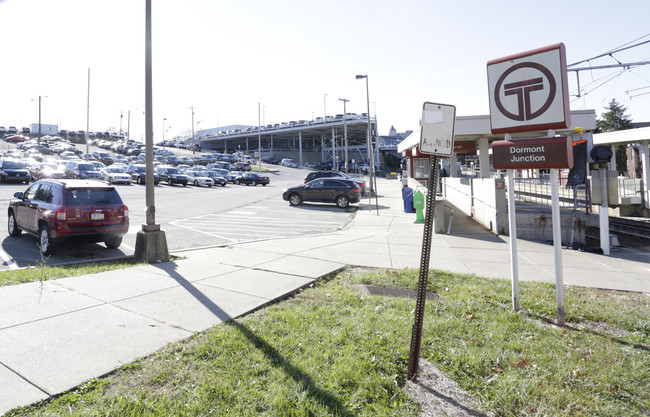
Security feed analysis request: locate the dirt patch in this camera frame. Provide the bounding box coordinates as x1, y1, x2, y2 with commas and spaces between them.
406, 357, 489, 417
356, 284, 442, 301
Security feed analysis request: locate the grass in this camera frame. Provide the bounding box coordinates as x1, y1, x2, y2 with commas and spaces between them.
0, 259, 143, 287
5, 267, 649, 416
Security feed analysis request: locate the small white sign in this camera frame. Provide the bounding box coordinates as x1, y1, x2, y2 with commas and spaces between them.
419, 102, 456, 156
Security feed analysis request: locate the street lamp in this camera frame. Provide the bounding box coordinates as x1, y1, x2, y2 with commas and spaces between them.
356, 74, 374, 194
338, 98, 350, 173
162, 118, 167, 163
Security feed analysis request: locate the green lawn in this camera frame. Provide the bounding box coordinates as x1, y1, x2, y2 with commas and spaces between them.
5, 267, 649, 416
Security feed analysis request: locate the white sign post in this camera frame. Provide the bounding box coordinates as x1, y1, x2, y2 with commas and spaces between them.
487, 44, 570, 325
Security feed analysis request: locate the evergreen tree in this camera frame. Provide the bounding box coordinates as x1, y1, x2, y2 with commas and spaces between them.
596, 99, 633, 132
595, 99, 633, 174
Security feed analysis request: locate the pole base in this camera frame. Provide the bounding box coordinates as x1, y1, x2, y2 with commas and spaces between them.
134, 228, 170, 263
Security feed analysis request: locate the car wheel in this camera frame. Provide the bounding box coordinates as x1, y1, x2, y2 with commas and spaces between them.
39, 224, 54, 255
335, 195, 350, 208
289, 193, 303, 206
8, 211, 21, 237
251, 181, 257, 186
262, 183, 267, 186
235, 179, 240, 185
105, 236, 122, 249
194, 180, 199, 186
221, 183, 226, 187
168, 179, 173, 186
138, 176, 144, 185
183, 182, 187, 187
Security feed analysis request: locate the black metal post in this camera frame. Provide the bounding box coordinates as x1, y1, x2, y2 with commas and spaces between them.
407, 155, 439, 380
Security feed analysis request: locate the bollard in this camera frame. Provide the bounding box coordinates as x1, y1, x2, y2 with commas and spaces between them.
413, 190, 425, 223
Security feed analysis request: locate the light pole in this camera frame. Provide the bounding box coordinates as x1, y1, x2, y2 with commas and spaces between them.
35, 95, 47, 146
356, 74, 374, 194
258, 102, 262, 172
162, 118, 167, 163
190, 106, 195, 154
338, 98, 350, 173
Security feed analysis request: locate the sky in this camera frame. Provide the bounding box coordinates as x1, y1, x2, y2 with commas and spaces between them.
1, 0, 649, 141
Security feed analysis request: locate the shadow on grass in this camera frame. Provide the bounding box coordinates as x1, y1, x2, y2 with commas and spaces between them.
527, 312, 650, 353
158, 262, 356, 416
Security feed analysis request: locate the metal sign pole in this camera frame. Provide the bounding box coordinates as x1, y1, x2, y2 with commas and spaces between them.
550, 166, 565, 325
504, 133, 520, 311
547, 129, 565, 326
407, 154, 439, 380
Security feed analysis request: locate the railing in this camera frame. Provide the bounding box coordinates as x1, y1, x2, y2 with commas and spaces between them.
618, 177, 643, 199
511, 174, 587, 209
508, 174, 643, 210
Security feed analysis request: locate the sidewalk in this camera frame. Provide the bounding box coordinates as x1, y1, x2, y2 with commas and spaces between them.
1, 177, 649, 415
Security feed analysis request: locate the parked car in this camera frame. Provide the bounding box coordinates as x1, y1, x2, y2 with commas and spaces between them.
281, 158, 299, 168
4, 134, 29, 143
203, 170, 228, 186
62, 161, 104, 180
303, 171, 366, 195
282, 178, 360, 208
184, 170, 215, 187
102, 165, 132, 185
0, 159, 31, 183
155, 166, 189, 186
211, 168, 236, 182
261, 157, 279, 164
233, 162, 251, 171
29, 162, 66, 181
127, 164, 160, 185
234, 172, 270, 186
8, 179, 129, 255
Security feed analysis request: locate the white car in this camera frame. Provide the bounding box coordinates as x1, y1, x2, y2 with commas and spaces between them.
281, 158, 299, 168
102, 166, 133, 184
185, 171, 215, 187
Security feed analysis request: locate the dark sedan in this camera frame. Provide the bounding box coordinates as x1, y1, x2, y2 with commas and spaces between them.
0, 159, 31, 183
282, 178, 360, 208
234, 172, 269, 186
127, 164, 160, 185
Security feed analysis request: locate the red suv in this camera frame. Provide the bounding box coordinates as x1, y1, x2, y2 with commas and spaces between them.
8, 179, 129, 255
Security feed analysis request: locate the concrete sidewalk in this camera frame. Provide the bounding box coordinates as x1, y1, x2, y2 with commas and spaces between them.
1, 177, 649, 415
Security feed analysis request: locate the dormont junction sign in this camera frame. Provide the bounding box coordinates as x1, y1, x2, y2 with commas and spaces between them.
492, 136, 573, 169
487, 43, 571, 134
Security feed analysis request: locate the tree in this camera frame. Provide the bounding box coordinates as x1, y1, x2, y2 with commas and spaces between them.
595, 99, 633, 174
596, 99, 633, 132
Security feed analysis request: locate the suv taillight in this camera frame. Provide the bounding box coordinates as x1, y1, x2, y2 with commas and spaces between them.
55, 207, 67, 221
352, 188, 359, 193
123, 205, 129, 217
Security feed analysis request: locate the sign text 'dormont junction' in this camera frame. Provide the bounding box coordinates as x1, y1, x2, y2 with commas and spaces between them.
492, 136, 573, 169
509, 145, 547, 163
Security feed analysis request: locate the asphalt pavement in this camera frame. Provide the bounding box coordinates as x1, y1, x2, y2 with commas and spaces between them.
1, 176, 649, 415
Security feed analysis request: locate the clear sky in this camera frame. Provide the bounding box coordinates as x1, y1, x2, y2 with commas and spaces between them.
1, 0, 649, 141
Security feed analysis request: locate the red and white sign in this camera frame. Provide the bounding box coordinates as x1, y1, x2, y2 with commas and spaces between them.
487, 43, 571, 134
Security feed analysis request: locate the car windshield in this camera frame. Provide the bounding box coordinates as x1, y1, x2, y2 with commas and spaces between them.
78, 163, 97, 171
65, 188, 122, 206
166, 168, 180, 174
3, 160, 26, 169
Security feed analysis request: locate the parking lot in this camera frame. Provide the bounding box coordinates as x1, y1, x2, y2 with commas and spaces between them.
0, 142, 361, 269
